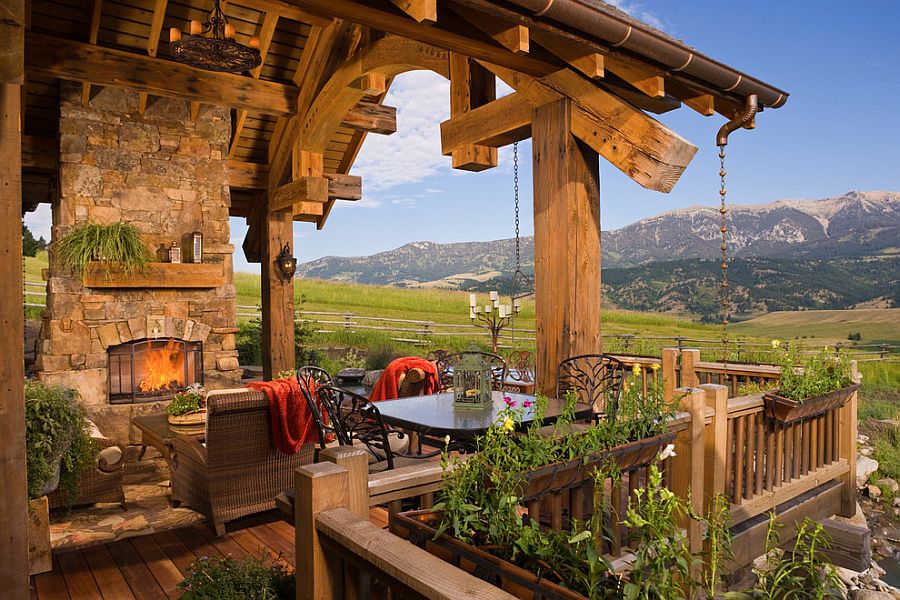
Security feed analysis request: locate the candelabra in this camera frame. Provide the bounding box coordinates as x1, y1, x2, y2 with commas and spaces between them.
468, 291, 521, 353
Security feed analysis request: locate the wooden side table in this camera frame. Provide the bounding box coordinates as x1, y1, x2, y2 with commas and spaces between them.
132, 413, 203, 462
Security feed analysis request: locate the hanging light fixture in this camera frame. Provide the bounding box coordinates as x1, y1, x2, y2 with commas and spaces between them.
169, 0, 261, 73
275, 243, 298, 280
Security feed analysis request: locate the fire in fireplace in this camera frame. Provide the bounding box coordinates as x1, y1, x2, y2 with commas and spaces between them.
108, 338, 203, 404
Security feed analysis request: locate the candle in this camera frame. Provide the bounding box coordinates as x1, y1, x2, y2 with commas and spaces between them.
513, 298, 521, 309
224, 23, 236, 38
469, 293, 477, 307
469, 307, 476, 320
170, 27, 182, 43
485, 305, 492, 314
499, 305, 507, 318
489, 290, 499, 302
248, 36, 260, 48
493, 299, 499, 309
189, 20, 202, 35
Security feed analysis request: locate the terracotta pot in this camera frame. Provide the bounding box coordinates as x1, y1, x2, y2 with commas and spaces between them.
391, 509, 587, 600
168, 408, 207, 435
763, 383, 859, 425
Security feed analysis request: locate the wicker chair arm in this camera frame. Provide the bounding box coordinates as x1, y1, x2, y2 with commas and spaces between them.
169, 434, 207, 473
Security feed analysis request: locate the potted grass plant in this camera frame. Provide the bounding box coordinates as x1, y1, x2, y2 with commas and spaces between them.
167, 384, 207, 435
763, 342, 858, 425
54, 221, 153, 279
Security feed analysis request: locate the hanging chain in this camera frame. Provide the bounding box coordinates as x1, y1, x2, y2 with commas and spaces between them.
718, 145, 731, 364
513, 141, 520, 270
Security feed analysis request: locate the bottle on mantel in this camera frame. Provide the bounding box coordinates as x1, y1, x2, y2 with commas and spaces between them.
169, 241, 182, 264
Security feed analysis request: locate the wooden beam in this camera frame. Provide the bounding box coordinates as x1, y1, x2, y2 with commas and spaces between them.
323, 172, 361, 200
21, 135, 56, 170
449, 52, 496, 172
484, 63, 697, 193
288, 0, 558, 77
26, 32, 298, 116
240, 0, 332, 28
229, 11, 280, 157
451, 4, 529, 54
82, 0, 103, 106
270, 176, 328, 213
603, 56, 665, 98
389, 0, 436, 24
440, 91, 531, 154
530, 29, 603, 79
0, 11, 29, 597
353, 71, 387, 95
260, 198, 295, 379
531, 98, 601, 396
138, 0, 169, 113
342, 101, 396, 135
668, 81, 715, 116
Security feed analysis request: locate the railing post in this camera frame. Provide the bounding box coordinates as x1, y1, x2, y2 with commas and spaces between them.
662, 347, 679, 403
320, 446, 369, 518
295, 462, 350, 600
671, 387, 706, 555
839, 361, 860, 517
701, 384, 728, 507
681, 348, 700, 388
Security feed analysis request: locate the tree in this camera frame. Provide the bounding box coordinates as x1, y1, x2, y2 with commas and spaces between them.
22, 224, 47, 257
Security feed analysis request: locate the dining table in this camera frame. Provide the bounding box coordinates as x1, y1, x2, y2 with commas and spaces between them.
374, 390, 592, 451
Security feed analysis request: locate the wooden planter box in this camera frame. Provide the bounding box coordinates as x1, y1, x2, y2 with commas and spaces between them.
391, 509, 587, 600
168, 409, 207, 435
764, 383, 859, 425
27, 496, 51, 576
515, 431, 676, 502
82, 261, 224, 289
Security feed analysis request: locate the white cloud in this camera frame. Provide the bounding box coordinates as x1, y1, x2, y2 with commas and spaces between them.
349, 70, 450, 194
605, 0, 665, 30
23, 204, 52, 241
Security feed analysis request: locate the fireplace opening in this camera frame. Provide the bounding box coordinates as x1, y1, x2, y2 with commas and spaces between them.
108, 338, 203, 404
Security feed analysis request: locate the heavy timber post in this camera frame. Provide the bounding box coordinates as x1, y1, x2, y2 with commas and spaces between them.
0, 0, 29, 594
260, 202, 296, 379
532, 99, 602, 396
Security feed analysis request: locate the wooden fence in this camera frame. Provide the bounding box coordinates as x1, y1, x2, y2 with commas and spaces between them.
293, 349, 866, 598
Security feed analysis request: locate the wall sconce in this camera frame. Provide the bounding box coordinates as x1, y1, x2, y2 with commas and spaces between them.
275, 243, 297, 280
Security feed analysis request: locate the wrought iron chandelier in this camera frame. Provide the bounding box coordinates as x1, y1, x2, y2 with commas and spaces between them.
169, 0, 261, 73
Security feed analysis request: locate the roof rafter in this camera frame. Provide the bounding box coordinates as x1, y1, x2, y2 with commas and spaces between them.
139, 0, 169, 115
81, 0, 103, 106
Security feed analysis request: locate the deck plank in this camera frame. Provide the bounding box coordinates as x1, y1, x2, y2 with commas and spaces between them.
33, 555, 71, 600
152, 530, 197, 577
82, 545, 137, 600
56, 552, 102, 600
204, 526, 250, 559
105, 539, 167, 600
128, 536, 184, 599
250, 523, 295, 565
173, 524, 223, 561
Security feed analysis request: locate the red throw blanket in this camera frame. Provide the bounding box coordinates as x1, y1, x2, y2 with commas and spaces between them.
247, 377, 318, 455
369, 357, 440, 403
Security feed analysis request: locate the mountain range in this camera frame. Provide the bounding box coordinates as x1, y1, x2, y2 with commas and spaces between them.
298, 190, 900, 318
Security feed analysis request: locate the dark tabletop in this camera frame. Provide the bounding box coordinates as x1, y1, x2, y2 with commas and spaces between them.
374, 391, 590, 444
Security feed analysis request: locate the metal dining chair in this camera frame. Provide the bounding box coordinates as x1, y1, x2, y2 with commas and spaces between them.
435, 350, 508, 392
556, 354, 627, 421
296, 366, 335, 461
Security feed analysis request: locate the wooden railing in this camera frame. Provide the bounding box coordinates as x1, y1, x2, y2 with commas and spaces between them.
294, 351, 863, 598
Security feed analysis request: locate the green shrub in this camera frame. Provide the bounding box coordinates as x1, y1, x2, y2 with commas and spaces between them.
770, 343, 853, 402
25, 381, 96, 504
54, 221, 153, 277
236, 319, 263, 367
178, 555, 295, 600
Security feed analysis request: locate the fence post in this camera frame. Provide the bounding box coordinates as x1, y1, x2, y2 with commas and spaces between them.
701, 384, 728, 507
320, 446, 369, 519
671, 387, 706, 555
295, 462, 350, 600
661, 348, 679, 403
838, 361, 860, 517
681, 348, 700, 388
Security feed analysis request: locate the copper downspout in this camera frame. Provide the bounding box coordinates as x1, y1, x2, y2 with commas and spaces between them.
717, 94, 758, 147
506, 0, 788, 109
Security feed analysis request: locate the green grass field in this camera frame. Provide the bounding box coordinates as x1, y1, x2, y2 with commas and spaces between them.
732, 308, 900, 345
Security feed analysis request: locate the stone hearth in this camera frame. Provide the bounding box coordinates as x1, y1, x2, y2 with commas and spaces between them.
35, 83, 242, 445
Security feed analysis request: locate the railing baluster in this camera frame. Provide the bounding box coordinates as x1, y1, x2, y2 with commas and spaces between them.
774, 422, 784, 488
734, 415, 745, 503
725, 416, 734, 502
817, 414, 826, 469
755, 412, 764, 496
744, 414, 755, 500
793, 422, 802, 479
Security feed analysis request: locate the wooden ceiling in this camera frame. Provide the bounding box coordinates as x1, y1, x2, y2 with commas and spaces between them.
21, 0, 378, 217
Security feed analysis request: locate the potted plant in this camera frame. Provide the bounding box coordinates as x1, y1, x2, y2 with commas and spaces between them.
167, 384, 207, 435
763, 342, 858, 425
25, 381, 97, 574
54, 221, 153, 278
392, 367, 679, 598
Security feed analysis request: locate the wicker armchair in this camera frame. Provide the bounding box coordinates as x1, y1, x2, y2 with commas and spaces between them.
47, 420, 126, 510
169, 388, 315, 536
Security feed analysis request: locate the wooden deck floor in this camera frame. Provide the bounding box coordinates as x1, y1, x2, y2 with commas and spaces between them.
30, 508, 390, 599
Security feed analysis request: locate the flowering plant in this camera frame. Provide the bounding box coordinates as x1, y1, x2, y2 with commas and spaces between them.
167, 383, 207, 416
768, 342, 853, 402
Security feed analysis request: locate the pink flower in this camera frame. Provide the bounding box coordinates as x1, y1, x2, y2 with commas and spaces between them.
504, 395, 516, 408
523, 399, 533, 408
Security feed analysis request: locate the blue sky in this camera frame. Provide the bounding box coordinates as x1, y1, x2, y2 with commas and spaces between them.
25, 1, 900, 272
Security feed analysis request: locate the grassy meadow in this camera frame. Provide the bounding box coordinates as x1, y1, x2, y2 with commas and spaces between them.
732, 308, 900, 345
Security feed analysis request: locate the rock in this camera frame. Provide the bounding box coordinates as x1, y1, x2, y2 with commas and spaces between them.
852, 590, 896, 599
893, 497, 900, 508
862, 447, 873, 457
859, 456, 880, 488
859, 434, 871, 444
875, 478, 900, 495
868, 485, 883, 499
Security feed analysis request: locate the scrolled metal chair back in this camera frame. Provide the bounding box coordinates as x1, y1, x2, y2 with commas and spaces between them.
507, 350, 535, 383
556, 354, 627, 419
296, 366, 336, 454
315, 385, 398, 469
441, 350, 508, 391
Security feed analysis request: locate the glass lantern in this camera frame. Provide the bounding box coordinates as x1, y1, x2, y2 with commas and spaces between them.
453, 346, 493, 410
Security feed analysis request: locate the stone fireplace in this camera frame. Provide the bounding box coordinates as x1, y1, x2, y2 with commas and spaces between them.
35, 83, 242, 445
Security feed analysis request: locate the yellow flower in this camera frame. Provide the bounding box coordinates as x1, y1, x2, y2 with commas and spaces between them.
502, 416, 515, 433
650, 363, 660, 371
632, 364, 642, 375
771, 339, 781, 349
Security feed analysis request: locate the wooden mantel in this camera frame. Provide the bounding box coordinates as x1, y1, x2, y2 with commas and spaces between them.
82, 262, 225, 289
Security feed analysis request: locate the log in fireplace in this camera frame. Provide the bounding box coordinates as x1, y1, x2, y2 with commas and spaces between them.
107, 338, 203, 404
